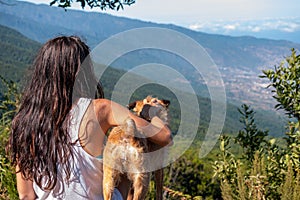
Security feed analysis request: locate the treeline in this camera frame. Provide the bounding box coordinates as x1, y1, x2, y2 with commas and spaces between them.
146, 49, 300, 199
0, 24, 287, 137
0, 24, 299, 199
0, 25, 40, 83
1, 50, 299, 199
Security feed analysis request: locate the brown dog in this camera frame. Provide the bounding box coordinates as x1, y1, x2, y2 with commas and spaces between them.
103, 96, 170, 200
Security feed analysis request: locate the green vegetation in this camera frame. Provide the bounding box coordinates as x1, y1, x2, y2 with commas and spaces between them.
0, 25, 299, 199
99, 65, 286, 138
213, 49, 300, 199
0, 76, 19, 200
0, 27, 38, 199
0, 25, 40, 83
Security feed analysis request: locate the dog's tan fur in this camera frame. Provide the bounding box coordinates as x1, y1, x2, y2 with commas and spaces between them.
103, 96, 170, 200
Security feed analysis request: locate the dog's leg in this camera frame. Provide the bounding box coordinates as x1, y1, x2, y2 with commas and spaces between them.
131, 173, 150, 200
148, 142, 165, 200
154, 169, 163, 200
126, 187, 134, 200
116, 174, 133, 200
103, 166, 119, 200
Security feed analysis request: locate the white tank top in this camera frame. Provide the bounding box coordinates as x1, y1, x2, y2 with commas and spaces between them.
33, 98, 122, 200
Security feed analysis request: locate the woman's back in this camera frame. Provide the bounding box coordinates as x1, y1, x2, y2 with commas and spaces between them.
33, 98, 103, 199
8, 36, 171, 200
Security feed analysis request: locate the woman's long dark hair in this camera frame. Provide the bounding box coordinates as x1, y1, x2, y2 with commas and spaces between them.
7, 36, 103, 190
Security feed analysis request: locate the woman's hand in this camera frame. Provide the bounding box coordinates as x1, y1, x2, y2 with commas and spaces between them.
139, 105, 163, 122
16, 165, 36, 200
150, 116, 166, 128
94, 99, 172, 147
149, 116, 173, 146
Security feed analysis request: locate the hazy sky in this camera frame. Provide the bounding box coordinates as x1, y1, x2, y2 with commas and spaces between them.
22, 0, 300, 26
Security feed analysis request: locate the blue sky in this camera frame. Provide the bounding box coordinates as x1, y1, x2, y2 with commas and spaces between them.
22, 0, 300, 22
21, 0, 300, 41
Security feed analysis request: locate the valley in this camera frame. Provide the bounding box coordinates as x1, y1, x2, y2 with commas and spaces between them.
0, 0, 297, 136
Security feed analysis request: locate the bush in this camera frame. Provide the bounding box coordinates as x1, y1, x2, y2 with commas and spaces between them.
0, 76, 20, 199
214, 49, 300, 200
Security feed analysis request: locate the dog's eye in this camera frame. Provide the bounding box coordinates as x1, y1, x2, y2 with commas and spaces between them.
152, 99, 157, 103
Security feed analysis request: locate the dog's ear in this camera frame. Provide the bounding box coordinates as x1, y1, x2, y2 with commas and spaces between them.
161, 99, 170, 107
127, 101, 137, 110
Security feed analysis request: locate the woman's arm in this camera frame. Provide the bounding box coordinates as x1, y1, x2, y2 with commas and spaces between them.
94, 99, 172, 146
16, 165, 36, 200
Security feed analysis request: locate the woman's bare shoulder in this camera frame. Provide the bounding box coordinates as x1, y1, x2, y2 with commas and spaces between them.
92, 98, 111, 113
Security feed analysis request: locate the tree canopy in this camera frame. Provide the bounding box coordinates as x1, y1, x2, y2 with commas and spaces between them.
50, 0, 135, 10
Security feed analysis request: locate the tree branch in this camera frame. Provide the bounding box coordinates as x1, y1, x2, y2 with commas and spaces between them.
49, 0, 135, 11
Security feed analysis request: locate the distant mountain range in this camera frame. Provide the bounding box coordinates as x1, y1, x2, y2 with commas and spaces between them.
187, 18, 300, 44
0, 24, 287, 137
1, 0, 299, 111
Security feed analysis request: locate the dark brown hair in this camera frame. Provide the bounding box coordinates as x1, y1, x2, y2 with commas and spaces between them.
7, 36, 103, 190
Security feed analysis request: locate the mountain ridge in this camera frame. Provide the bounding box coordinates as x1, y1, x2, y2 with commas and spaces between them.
0, 24, 287, 137
1, 0, 298, 110
0, 24, 40, 82
1, 1, 299, 68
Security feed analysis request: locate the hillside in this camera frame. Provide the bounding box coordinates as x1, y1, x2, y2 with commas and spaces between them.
1, 1, 298, 69
0, 24, 40, 82
1, 1, 299, 110
100, 66, 287, 137
0, 25, 287, 137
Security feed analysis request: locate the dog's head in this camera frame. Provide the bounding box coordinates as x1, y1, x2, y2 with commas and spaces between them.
127, 96, 170, 123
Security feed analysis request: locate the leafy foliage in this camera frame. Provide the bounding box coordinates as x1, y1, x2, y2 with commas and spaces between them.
214, 50, 300, 199
49, 0, 135, 10
0, 76, 20, 200
163, 148, 221, 199
261, 48, 300, 169
261, 48, 300, 120
214, 120, 300, 199
235, 104, 268, 162
1, 24, 300, 199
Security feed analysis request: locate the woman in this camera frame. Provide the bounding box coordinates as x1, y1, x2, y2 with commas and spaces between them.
7, 36, 172, 200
